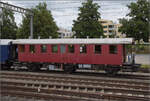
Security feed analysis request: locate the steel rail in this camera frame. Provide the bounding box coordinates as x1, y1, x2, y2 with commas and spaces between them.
1, 75, 149, 90
1, 72, 149, 86
1, 80, 150, 97
2, 85, 149, 101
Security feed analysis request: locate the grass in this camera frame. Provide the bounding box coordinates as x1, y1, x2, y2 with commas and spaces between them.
141, 64, 150, 68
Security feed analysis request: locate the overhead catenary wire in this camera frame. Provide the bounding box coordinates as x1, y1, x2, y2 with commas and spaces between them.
0, 1, 34, 38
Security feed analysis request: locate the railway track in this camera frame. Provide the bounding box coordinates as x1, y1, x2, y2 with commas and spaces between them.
1, 89, 84, 101
2, 70, 150, 84
75, 70, 150, 80
1, 71, 150, 101
3, 67, 150, 80
1, 73, 149, 90
1, 85, 149, 101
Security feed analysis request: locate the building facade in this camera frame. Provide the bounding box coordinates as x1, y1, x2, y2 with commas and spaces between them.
58, 28, 74, 38
114, 23, 123, 38
99, 19, 123, 38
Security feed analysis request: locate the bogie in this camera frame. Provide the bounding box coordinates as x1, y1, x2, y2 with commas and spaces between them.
63, 64, 77, 73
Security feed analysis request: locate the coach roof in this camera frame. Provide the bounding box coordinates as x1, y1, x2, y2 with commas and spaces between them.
0, 39, 12, 45
12, 38, 133, 44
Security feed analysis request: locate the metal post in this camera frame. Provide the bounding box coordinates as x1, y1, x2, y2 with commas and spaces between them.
0, 8, 3, 37
49, 36, 52, 39
30, 15, 33, 39
0, 2, 34, 39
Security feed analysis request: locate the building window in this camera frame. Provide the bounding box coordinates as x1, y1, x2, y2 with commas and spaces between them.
109, 25, 114, 28
52, 45, 58, 53
19, 45, 25, 53
109, 45, 117, 54
68, 45, 74, 53
29, 45, 35, 53
80, 45, 86, 53
60, 45, 66, 53
94, 45, 101, 54
41, 45, 47, 53
104, 31, 107, 33
103, 26, 107, 28
101, 21, 106, 23
109, 30, 113, 33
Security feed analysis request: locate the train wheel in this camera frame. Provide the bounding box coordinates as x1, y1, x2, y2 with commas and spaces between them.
1, 65, 8, 70
1, 61, 12, 70
28, 64, 40, 72
105, 69, 113, 74
105, 68, 120, 75
63, 65, 76, 74
72, 67, 76, 72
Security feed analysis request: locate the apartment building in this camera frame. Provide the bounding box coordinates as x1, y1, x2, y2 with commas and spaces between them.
58, 28, 74, 38
114, 23, 123, 38
99, 19, 123, 37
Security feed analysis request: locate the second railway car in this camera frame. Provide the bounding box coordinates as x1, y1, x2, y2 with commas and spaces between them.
12, 38, 140, 74
0, 39, 16, 69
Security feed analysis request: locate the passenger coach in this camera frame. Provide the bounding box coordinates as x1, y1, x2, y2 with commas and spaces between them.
0, 39, 14, 69
12, 38, 140, 74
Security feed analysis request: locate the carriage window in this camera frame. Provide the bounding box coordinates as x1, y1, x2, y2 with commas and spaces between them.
109, 45, 117, 54
52, 45, 58, 53
19, 45, 25, 53
60, 45, 66, 53
80, 45, 86, 53
41, 45, 47, 53
30, 45, 35, 53
68, 45, 74, 53
95, 45, 101, 54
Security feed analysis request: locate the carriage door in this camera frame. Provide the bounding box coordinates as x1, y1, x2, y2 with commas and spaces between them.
123, 44, 127, 63
10, 44, 18, 60
60, 45, 67, 63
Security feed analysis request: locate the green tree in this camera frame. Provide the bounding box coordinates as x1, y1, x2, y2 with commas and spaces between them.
72, 0, 103, 38
17, 2, 59, 39
119, 0, 150, 42
0, 8, 17, 39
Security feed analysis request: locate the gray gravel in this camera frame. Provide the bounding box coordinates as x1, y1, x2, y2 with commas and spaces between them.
135, 54, 150, 65
1, 96, 105, 101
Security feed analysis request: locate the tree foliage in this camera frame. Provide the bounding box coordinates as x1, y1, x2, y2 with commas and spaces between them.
72, 0, 103, 38
0, 8, 17, 39
119, 0, 150, 42
17, 2, 59, 39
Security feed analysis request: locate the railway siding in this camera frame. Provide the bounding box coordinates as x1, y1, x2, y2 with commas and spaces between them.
1, 71, 149, 84
1, 75, 149, 91
1, 71, 150, 101
1, 85, 149, 101
1, 79, 149, 97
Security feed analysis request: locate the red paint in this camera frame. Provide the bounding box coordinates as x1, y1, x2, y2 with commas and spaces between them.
18, 44, 123, 65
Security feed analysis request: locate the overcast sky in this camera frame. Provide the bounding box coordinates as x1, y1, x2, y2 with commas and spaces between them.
2, 0, 136, 30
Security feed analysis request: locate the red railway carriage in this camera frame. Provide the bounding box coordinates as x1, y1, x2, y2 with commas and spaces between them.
12, 38, 138, 74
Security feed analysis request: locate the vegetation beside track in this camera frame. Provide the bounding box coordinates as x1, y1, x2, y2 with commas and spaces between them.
139, 65, 150, 73
126, 44, 150, 54
135, 44, 150, 54
141, 64, 150, 68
